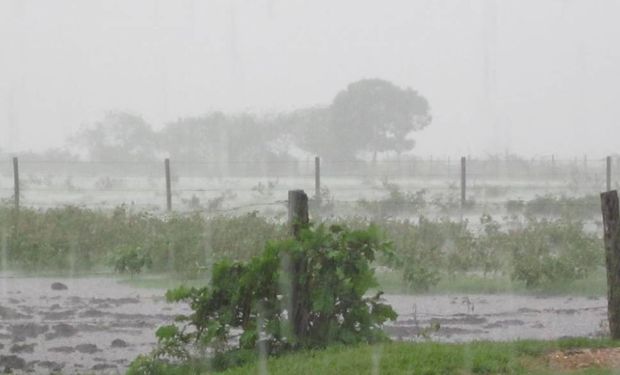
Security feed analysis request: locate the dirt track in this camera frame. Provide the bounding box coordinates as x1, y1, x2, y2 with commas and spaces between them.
0, 274, 609, 374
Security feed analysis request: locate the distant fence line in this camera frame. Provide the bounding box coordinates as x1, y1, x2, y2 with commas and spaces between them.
0, 155, 616, 177
0, 155, 617, 213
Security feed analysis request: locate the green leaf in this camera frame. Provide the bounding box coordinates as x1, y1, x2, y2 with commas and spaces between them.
156, 325, 179, 340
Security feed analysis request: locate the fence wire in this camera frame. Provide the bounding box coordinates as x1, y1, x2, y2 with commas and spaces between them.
0, 156, 616, 216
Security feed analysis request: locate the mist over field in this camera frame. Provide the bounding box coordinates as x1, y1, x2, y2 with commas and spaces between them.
1, 0, 619, 158
2, 2, 620, 374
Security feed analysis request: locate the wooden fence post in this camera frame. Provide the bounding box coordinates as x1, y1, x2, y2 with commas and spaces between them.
314, 156, 321, 208
607, 156, 612, 192
12, 157, 19, 210
165, 158, 172, 211
288, 190, 309, 238
460, 156, 466, 208
601, 190, 620, 338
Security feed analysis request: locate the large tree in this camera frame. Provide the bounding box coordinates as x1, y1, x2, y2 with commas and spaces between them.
329, 79, 431, 160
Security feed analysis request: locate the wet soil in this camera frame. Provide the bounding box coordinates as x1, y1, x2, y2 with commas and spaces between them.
0, 274, 610, 374
0, 274, 191, 374
547, 347, 620, 371
383, 294, 608, 342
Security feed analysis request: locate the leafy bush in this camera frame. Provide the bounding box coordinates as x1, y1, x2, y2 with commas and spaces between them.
382, 219, 443, 291
474, 214, 507, 276
109, 245, 152, 275
380, 215, 601, 291
382, 217, 489, 291
145, 224, 397, 371
509, 219, 602, 288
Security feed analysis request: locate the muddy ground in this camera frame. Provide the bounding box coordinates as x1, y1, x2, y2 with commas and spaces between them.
0, 274, 609, 374
383, 294, 607, 342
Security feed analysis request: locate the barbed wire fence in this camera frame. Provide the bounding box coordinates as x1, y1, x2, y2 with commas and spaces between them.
0, 155, 617, 218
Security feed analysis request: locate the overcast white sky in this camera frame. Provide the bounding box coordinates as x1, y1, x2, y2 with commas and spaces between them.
1, 0, 619, 158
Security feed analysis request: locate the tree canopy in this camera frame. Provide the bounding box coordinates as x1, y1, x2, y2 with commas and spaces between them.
329, 79, 431, 160
69, 79, 431, 163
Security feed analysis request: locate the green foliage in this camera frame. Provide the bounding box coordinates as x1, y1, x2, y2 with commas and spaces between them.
383, 217, 501, 291
109, 245, 152, 275
379, 215, 602, 292
381, 218, 442, 291
146, 224, 397, 371
474, 214, 507, 276
509, 219, 602, 288
204, 212, 287, 261
1, 205, 107, 270
219, 338, 620, 375
0, 204, 604, 293
127, 354, 209, 375
0, 205, 284, 276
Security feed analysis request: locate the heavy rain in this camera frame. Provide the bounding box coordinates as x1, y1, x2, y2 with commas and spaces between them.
1, 1, 620, 374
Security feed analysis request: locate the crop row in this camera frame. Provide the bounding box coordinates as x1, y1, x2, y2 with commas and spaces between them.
0, 205, 604, 289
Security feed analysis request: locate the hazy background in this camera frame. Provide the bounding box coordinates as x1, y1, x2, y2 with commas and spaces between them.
0, 0, 618, 158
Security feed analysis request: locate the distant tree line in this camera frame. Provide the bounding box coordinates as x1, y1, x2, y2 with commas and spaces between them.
7, 79, 432, 163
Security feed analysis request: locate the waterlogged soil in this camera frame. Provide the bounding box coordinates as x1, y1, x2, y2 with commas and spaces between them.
0, 274, 191, 374
383, 294, 608, 342
0, 274, 610, 374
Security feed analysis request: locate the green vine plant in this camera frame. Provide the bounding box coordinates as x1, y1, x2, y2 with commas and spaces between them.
132, 223, 398, 372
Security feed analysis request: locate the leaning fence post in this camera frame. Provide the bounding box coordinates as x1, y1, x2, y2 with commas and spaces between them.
601, 190, 620, 338
288, 190, 309, 238
12, 157, 19, 210
165, 158, 172, 211
608, 156, 612, 192
460, 156, 466, 209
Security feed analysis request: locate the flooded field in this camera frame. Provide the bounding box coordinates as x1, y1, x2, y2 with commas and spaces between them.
384, 294, 607, 342
0, 275, 190, 374
0, 274, 609, 374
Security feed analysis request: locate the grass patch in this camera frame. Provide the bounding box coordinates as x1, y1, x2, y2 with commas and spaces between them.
216, 338, 620, 375
128, 338, 620, 374
376, 269, 606, 296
